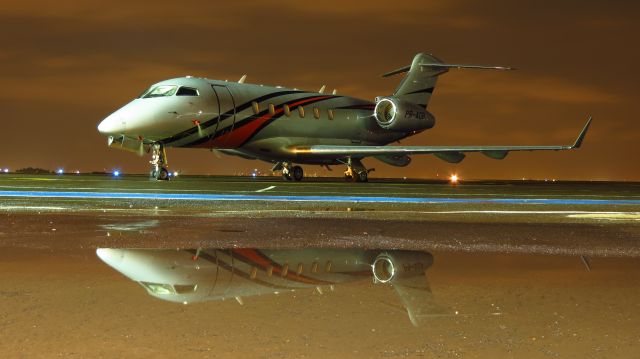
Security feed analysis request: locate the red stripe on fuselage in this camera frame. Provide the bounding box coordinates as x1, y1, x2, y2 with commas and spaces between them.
193, 95, 331, 149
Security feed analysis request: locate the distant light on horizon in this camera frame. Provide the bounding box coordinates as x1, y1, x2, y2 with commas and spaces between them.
56, 168, 64, 175
3, 168, 8, 173
450, 174, 459, 184
113, 170, 120, 177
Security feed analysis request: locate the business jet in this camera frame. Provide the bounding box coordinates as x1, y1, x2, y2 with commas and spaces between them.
97, 53, 591, 182
96, 248, 439, 326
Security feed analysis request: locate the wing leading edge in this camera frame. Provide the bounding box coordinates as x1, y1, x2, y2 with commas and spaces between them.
290, 117, 592, 164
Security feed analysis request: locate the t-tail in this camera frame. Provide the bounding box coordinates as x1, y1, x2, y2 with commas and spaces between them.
373, 53, 513, 133
383, 53, 514, 107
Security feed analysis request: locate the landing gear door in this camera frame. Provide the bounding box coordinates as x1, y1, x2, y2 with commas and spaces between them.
211, 85, 236, 144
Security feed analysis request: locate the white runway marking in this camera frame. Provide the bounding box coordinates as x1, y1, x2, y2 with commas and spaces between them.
255, 185, 276, 193
415, 210, 640, 215
568, 213, 640, 221
0, 205, 67, 211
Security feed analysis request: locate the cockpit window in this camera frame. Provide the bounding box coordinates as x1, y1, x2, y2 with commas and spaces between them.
176, 87, 199, 96
140, 85, 179, 98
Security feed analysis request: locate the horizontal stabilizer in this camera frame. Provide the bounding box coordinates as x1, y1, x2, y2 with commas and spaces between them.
383, 62, 514, 77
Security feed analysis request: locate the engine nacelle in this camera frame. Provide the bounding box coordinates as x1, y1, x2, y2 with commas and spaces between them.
372, 251, 434, 284
374, 97, 436, 132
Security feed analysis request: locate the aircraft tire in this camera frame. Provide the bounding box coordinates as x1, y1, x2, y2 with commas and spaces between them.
357, 171, 368, 182
292, 166, 304, 181
282, 172, 293, 181
157, 167, 170, 181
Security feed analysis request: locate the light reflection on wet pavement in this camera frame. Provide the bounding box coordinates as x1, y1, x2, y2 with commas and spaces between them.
1, 247, 639, 358
1, 176, 640, 357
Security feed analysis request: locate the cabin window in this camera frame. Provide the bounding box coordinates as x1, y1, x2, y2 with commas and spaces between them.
141, 85, 178, 98
325, 261, 332, 273
266, 265, 274, 277
313, 107, 320, 119
281, 263, 289, 277
311, 262, 318, 273
252, 101, 260, 114
328, 109, 335, 120
296, 263, 304, 275
269, 103, 276, 115
176, 87, 199, 96
284, 105, 291, 117
298, 106, 305, 118
250, 266, 258, 279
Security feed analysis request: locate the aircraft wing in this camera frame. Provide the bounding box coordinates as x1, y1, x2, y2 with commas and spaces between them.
291, 117, 591, 163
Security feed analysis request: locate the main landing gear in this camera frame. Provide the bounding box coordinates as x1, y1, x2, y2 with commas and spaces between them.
275, 162, 304, 181
150, 143, 170, 181
344, 158, 373, 183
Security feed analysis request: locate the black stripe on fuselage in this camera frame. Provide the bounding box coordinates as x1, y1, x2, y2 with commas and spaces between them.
335, 104, 375, 110
161, 90, 303, 144
182, 94, 340, 148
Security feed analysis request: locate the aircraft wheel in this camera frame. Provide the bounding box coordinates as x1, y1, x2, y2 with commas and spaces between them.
149, 169, 158, 179
291, 166, 304, 181
157, 167, 170, 181
282, 172, 293, 181
357, 171, 368, 183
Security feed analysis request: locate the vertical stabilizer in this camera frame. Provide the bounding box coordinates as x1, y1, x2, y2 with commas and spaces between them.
389, 53, 447, 107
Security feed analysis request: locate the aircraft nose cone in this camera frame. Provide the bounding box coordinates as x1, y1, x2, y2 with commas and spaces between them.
98, 114, 125, 135
96, 248, 125, 266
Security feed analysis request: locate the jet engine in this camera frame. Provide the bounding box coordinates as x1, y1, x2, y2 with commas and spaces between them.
372, 250, 434, 284
374, 97, 436, 132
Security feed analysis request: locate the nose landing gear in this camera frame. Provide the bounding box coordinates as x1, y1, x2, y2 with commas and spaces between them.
150, 144, 170, 181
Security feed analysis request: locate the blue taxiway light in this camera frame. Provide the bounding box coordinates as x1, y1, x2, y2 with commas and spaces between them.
0, 190, 639, 206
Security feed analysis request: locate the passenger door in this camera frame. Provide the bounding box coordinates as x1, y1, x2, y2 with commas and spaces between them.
211, 85, 236, 145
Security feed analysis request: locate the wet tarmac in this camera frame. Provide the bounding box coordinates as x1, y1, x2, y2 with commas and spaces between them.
0, 175, 638, 255
1, 247, 639, 358
1, 175, 639, 357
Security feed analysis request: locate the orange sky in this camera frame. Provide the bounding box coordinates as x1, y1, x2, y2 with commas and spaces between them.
0, 0, 638, 180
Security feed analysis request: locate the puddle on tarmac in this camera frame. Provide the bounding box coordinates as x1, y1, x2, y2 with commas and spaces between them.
96, 248, 441, 327
1, 247, 639, 357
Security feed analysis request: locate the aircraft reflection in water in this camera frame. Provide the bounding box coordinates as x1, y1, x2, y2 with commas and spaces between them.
97, 248, 439, 326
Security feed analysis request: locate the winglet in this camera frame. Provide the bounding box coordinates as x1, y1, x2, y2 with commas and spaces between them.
238, 74, 247, 84
571, 116, 592, 149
